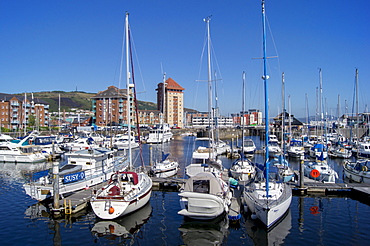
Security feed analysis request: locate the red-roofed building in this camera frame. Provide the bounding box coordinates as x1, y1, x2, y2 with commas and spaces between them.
156, 78, 185, 128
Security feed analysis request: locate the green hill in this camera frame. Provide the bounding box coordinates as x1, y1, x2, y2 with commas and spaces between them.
18, 91, 158, 112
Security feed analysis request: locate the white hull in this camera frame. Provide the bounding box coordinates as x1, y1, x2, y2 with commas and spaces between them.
230, 159, 255, 181
90, 172, 152, 219
303, 160, 338, 183
0, 153, 46, 163
343, 160, 370, 184
178, 172, 231, 220
151, 160, 179, 178
24, 150, 129, 201
113, 142, 139, 150
91, 202, 152, 237
178, 192, 227, 220
146, 132, 173, 144
243, 182, 292, 228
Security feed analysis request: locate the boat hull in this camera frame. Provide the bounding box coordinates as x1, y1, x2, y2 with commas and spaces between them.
178, 192, 227, 220
343, 162, 370, 184
24, 156, 128, 201
243, 183, 292, 228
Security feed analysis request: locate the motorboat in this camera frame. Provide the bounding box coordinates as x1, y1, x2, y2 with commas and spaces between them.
23, 147, 128, 201
343, 159, 370, 183
146, 123, 173, 144
178, 172, 232, 220
211, 139, 231, 156
328, 145, 352, 158
60, 137, 100, 152
0, 144, 46, 163
241, 138, 257, 156
112, 133, 139, 150
357, 142, 370, 158
287, 139, 304, 158
185, 146, 223, 178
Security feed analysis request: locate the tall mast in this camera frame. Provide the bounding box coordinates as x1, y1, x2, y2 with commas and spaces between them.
125, 12, 132, 168
319, 68, 323, 133
355, 68, 359, 141
241, 71, 246, 157
204, 16, 214, 158
262, 0, 270, 196
281, 72, 285, 153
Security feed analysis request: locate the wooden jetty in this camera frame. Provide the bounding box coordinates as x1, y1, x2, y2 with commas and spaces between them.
51, 171, 370, 216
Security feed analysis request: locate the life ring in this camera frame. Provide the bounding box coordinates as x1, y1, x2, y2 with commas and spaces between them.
362, 166, 368, 172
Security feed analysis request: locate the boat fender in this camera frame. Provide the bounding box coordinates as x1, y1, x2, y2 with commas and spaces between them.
251, 213, 257, 220
362, 166, 368, 172
109, 206, 114, 214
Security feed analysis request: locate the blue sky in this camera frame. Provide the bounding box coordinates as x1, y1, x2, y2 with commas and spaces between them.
1, 0, 369, 119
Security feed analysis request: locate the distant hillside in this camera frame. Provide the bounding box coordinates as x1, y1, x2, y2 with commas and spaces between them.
17, 91, 158, 112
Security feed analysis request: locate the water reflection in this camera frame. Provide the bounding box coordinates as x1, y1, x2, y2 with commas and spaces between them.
244, 210, 292, 246
91, 202, 152, 239
179, 216, 229, 246
0, 162, 53, 180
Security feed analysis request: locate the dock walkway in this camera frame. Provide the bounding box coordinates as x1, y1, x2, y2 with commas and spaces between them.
52, 172, 370, 216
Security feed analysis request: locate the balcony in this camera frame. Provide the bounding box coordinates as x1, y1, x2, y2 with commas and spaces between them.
44, 105, 49, 109
11, 120, 19, 124
11, 102, 19, 106
12, 114, 18, 118
12, 108, 18, 112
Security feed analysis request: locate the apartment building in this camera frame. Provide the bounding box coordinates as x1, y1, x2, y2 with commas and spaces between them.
0, 93, 49, 130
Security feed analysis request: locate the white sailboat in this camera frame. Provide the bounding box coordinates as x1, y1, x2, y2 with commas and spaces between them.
178, 17, 232, 221
230, 72, 256, 182
185, 16, 223, 178
90, 13, 152, 220
242, 0, 292, 229
149, 73, 179, 178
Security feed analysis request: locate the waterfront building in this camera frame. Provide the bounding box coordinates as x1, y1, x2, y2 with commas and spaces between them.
231, 109, 263, 126
91, 86, 161, 127
0, 93, 49, 130
156, 78, 185, 128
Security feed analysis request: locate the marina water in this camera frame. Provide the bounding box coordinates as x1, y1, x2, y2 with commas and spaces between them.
0, 135, 369, 245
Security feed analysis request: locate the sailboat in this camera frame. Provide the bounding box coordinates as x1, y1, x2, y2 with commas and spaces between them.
230, 72, 256, 182
271, 72, 295, 182
90, 13, 152, 220
178, 17, 232, 220
242, 0, 292, 229
150, 73, 179, 178
185, 16, 223, 178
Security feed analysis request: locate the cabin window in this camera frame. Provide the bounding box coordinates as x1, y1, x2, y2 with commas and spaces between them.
193, 180, 210, 194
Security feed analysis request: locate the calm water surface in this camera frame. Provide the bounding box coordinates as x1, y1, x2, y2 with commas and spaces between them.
0, 135, 369, 245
